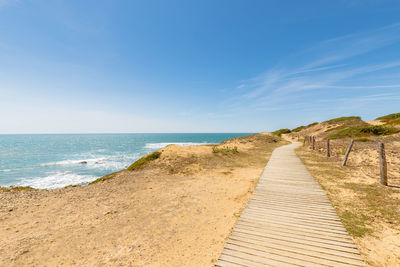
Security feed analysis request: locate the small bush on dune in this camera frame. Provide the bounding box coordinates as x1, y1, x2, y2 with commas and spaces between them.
377, 113, 400, 126
376, 112, 400, 121
328, 125, 399, 139
212, 146, 238, 154
324, 116, 361, 124
272, 128, 291, 137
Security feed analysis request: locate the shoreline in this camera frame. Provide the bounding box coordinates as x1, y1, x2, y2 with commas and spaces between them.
0, 133, 252, 190
0, 133, 286, 266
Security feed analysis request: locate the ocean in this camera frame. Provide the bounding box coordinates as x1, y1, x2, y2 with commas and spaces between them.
0, 133, 250, 189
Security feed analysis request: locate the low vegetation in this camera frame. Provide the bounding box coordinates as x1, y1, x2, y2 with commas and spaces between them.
212, 146, 238, 154
292, 125, 305, 132
327, 125, 399, 139
272, 128, 291, 136
89, 171, 123, 185
1, 186, 37, 192
90, 151, 162, 184
355, 137, 371, 142
306, 122, 318, 128
377, 112, 400, 121
376, 112, 400, 125
127, 151, 162, 171
324, 116, 361, 124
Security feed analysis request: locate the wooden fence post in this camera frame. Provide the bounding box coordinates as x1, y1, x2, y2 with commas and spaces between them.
378, 142, 388, 186
326, 139, 330, 157
312, 136, 315, 150
342, 139, 354, 166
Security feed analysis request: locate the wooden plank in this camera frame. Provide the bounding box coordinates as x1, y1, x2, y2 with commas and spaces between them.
232, 228, 360, 254
228, 235, 364, 266
238, 216, 350, 235
221, 249, 294, 267
230, 232, 364, 262
225, 243, 324, 267
234, 223, 358, 248
215, 259, 245, 267
235, 221, 354, 243
240, 212, 347, 230
226, 238, 361, 267
245, 205, 341, 221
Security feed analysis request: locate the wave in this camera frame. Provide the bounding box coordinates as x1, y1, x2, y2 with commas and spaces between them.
144, 142, 214, 149
0, 169, 12, 172
40, 158, 107, 167
16, 171, 97, 189
38, 153, 142, 174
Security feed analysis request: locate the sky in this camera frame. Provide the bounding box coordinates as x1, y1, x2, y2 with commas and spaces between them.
0, 0, 400, 133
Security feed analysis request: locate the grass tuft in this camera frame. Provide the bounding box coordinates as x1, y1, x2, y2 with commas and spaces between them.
127, 151, 161, 171
89, 171, 122, 185
341, 211, 372, 237
212, 146, 238, 154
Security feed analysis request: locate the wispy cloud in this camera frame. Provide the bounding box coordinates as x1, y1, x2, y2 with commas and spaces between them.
232, 23, 400, 116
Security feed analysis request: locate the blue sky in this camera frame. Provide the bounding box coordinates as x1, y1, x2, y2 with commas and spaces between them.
1, 0, 400, 133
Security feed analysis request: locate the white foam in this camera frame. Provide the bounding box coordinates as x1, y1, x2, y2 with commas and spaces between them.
0, 169, 11, 172
144, 142, 213, 149
39, 153, 142, 169
16, 171, 97, 189
40, 157, 106, 167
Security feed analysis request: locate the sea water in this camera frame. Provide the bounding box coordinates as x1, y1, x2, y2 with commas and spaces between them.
0, 133, 250, 189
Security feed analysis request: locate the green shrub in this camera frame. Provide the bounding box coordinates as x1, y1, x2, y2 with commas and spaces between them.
328, 125, 399, 139
212, 146, 238, 154
324, 116, 361, 124
272, 128, 291, 137
292, 126, 305, 132
89, 171, 121, 185
127, 151, 161, 171
376, 112, 400, 121
355, 138, 371, 142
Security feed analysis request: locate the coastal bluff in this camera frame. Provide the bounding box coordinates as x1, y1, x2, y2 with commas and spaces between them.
0, 133, 286, 266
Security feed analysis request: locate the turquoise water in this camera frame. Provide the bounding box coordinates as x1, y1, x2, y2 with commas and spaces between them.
0, 133, 250, 189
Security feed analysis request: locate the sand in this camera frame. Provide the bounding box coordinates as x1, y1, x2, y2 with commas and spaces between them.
0, 134, 285, 266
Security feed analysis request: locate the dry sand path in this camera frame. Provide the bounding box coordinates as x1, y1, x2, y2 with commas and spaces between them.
216, 142, 366, 266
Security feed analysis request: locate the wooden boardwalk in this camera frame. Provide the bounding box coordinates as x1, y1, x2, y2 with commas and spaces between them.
216, 142, 365, 267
